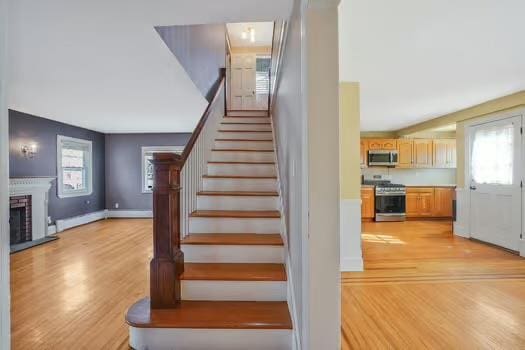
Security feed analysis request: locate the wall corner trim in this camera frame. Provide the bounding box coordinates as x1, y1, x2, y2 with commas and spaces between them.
340, 198, 364, 272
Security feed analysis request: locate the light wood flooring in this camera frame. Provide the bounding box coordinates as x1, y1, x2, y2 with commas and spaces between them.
10, 219, 152, 350
342, 220, 525, 349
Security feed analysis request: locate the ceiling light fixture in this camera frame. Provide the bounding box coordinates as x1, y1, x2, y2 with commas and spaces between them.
249, 27, 255, 43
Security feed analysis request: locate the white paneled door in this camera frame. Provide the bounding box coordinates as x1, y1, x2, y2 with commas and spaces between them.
231, 53, 256, 110
468, 115, 523, 251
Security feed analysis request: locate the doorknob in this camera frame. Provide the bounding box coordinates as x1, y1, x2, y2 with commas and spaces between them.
469, 185, 477, 190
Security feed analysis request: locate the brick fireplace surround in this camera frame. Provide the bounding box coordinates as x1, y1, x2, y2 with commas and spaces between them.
10, 195, 32, 244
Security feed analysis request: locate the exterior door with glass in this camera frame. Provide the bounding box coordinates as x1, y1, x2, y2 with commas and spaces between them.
468, 115, 522, 251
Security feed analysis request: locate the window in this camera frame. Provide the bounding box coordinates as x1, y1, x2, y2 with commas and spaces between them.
141, 146, 184, 193
57, 135, 93, 198
471, 122, 514, 185
255, 56, 271, 95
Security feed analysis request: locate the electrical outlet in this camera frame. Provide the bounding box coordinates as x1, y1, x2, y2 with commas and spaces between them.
115, 202, 119, 209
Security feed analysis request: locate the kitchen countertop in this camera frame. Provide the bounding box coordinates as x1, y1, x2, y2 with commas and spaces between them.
361, 184, 456, 188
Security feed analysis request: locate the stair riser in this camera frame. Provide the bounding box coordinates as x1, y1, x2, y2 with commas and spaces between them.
220, 124, 272, 131
197, 195, 279, 211
215, 140, 274, 151
189, 217, 281, 234
217, 131, 273, 140
227, 111, 269, 117
181, 281, 286, 301
182, 244, 284, 263
208, 163, 277, 177
211, 151, 275, 162
129, 328, 291, 350
223, 117, 270, 123
203, 178, 278, 192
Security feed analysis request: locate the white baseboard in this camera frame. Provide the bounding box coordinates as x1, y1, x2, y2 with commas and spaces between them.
340, 257, 364, 271
340, 199, 363, 272
520, 238, 525, 258
55, 210, 106, 233
106, 210, 153, 218
47, 225, 57, 235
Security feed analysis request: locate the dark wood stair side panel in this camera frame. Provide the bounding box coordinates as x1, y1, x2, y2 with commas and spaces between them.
181, 263, 287, 281
181, 233, 283, 246
190, 210, 281, 219
126, 298, 292, 329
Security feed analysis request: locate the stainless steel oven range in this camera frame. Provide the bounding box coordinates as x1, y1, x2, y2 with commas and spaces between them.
375, 183, 406, 222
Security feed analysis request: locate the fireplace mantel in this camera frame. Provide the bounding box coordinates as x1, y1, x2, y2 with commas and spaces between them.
9, 177, 55, 241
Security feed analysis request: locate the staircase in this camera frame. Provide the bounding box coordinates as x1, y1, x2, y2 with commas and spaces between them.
127, 110, 293, 350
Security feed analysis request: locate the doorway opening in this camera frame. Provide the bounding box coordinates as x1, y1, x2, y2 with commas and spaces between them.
226, 22, 274, 111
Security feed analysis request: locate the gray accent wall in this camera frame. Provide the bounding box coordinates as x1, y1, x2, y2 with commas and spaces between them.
156, 24, 226, 101
105, 133, 191, 210
9, 110, 106, 223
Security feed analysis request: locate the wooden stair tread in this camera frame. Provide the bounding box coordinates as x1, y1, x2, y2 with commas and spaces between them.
197, 191, 278, 196
208, 161, 275, 165
224, 116, 270, 119
219, 130, 272, 133
181, 263, 286, 281
190, 210, 281, 218
215, 139, 273, 142
202, 175, 277, 179
126, 298, 292, 329
212, 149, 274, 152
181, 233, 283, 246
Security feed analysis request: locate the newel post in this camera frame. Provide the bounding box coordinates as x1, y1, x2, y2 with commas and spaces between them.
149, 153, 184, 309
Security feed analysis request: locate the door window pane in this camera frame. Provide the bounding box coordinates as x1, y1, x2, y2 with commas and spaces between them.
471, 123, 514, 185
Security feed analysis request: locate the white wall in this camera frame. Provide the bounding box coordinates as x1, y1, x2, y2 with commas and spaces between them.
0, 0, 10, 347
362, 167, 457, 185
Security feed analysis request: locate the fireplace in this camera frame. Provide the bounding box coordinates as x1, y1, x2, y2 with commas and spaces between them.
10, 195, 32, 245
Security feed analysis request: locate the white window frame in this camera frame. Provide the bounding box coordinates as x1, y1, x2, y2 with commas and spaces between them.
57, 135, 93, 198
141, 146, 184, 193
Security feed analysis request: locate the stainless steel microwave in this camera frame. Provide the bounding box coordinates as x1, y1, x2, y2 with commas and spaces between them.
368, 150, 399, 166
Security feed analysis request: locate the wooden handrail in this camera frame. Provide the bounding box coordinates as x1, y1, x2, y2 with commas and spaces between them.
181, 68, 226, 163
149, 68, 225, 309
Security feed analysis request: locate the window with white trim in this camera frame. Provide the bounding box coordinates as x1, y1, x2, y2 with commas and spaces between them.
141, 146, 184, 193
57, 135, 93, 198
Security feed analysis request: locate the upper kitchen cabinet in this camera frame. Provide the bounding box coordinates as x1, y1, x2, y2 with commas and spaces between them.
413, 139, 433, 168
397, 139, 414, 168
360, 139, 368, 167
367, 139, 397, 150
433, 139, 456, 168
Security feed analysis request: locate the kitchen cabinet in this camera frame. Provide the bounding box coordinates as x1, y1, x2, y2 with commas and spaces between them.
361, 187, 375, 219
413, 139, 433, 168
367, 139, 397, 150
406, 187, 434, 217
433, 139, 456, 168
433, 187, 454, 217
360, 140, 368, 167
397, 139, 414, 168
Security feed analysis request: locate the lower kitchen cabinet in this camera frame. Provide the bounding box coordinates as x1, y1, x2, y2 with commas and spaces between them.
361, 187, 375, 219
406, 187, 435, 217
433, 187, 454, 217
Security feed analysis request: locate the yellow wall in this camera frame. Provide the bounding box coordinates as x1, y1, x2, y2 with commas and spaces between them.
340, 82, 361, 199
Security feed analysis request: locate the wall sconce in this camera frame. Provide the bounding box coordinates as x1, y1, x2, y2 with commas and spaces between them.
21, 143, 38, 158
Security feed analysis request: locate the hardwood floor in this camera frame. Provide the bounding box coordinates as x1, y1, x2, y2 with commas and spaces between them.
342, 221, 525, 349
10, 219, 152, 350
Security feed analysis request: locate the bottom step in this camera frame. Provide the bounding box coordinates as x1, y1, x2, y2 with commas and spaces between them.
127, 298, 292, 350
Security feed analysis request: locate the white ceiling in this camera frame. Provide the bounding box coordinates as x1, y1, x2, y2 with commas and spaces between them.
8, 0, 292, 133
339, 0, 525, 132
227, 22, 274, 48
